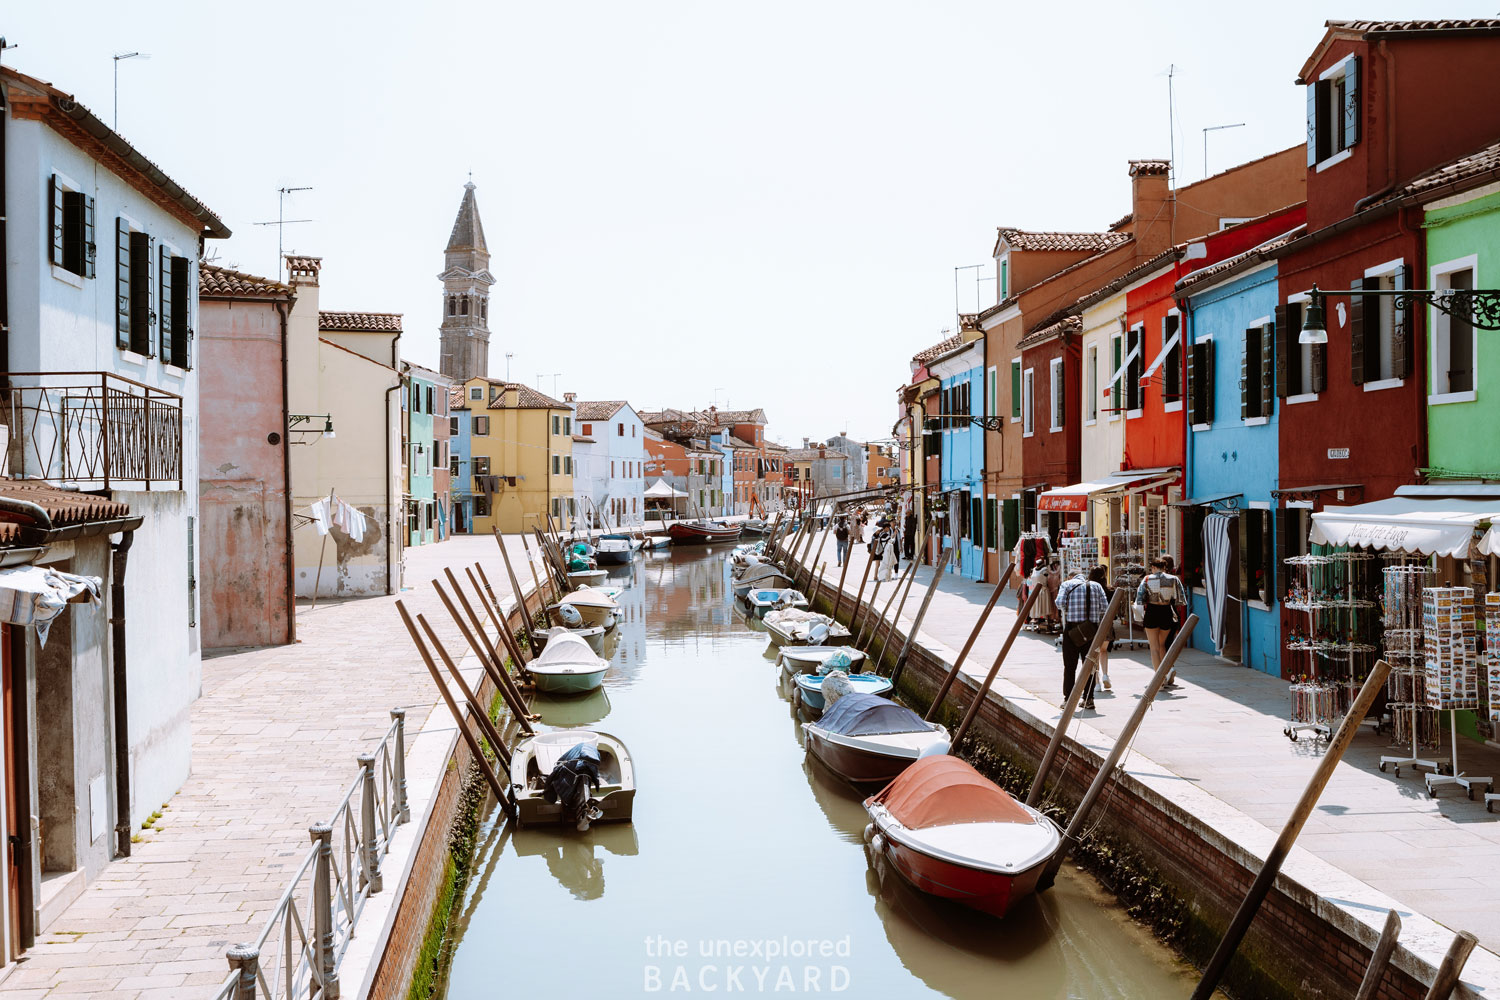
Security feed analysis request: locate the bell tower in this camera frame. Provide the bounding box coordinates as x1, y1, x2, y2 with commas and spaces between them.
438, 181, 495, 381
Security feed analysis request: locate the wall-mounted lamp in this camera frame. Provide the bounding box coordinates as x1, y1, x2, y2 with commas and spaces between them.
289, 413, 336, 440
1300, 282, 1500, 346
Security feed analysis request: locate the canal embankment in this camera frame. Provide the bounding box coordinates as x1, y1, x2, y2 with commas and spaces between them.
784, 530, 1500, 999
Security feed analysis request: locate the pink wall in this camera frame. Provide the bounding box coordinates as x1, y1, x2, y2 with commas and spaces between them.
199, 297, 293, 648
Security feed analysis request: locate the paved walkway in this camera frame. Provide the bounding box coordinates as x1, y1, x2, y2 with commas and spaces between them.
790, 527, 1500, 955
2, 535, 537, 1000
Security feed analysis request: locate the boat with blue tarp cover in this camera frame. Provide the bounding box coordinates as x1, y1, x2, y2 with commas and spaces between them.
802, 693, 949, 785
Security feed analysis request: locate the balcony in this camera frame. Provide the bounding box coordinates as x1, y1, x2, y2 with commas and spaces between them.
0, 372, 183, 491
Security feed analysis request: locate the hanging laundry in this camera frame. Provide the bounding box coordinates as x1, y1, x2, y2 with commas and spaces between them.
308, 498, 333, 536
0, 565, 102, 647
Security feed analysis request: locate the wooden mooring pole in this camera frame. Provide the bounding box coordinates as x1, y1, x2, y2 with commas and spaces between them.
1353, 910, 1402, 1000
493, 528, 533, 634
829, 534, 854, 622
432, 578, 535, 732
888, 549, 952, 684
846, 551, 875, 636
1421, 930, 1478, 1000
472, 562, 531, 664
1188, 657, 1392, 1000
924, 565, 1014, 721
950, 581, 1044, 752
870, 556, 922, 671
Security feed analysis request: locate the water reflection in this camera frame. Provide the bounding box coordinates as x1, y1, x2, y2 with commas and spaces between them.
511, 823, 640, 902
532, 688, 611, 727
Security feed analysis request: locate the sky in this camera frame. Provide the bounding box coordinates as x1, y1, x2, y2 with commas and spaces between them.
7, 1, 1492, 445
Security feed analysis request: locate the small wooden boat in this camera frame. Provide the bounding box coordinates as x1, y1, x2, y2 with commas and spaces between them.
644, 536, 671, 551
552, 586, 620, 629
863, 756, 1061, 918
796, 671, 892, 713
531, 623, 608, 655
732, 564, 793, 598
525, 630, 609, 695
803, 693, 949, 785
776, 645, 866, 679
745, 588, 809, 618
510, 730, 636, 830
567, 568, 609, 585
762, 609, 851, 648
667, 520, 743, 544
595, 533, 638, 565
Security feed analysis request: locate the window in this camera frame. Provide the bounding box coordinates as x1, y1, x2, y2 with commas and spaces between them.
564, 417, 572, 435
999, 258, 1009, 299
1241, 323, 1272, 420
552, 415, 561, 435
450, 416, 460, 435
618, 422, 625, 436
160, 249, 191, 368
1352, 263, 1409, 385
1306, 55, 1359, 168
1275, 299, 1324, 398
481, 299, 487, 320
1108, 334, 1122, 418
1277, 507, 1312, 595
461, 298, 469, 315
474, 494, 490, 517
450, 456, 460, 477
473, 415, 490, 435
971, 495, 983, 548
1086, 345, 1098, 422
553, 455, 561, 475
470, 386, 483, 401
1162, 313, 1181, 405
49, 175, 95, 278
1431, 263, 1475, 398
563, 455, 572, 474
1125, 325, 1144, 413
1049, 358, 1065, 431
1021, 368, 1035, 436
987, 367, 997, 418
581, 423, 592, 436
474, 456, 490, 476
426, 386, 434, 413
448, 298, 456, 316
116, 219, 154, 355
1010, 360, 1021, 419
437, 391, 447, 417
632, 424, 637, 437
1187, 339, 1215, 427
1239, 508, 1276, 606
986, 497, 998, 550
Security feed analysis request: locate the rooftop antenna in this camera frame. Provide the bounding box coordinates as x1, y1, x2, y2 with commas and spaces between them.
112, 52, 149, 130
1166, 63, 1178, 245
1202, 122, 1246, 178
505, 352, 514, 381
538, 373, 561, 396
254, 186, 313, 281
953, 263, 993, 317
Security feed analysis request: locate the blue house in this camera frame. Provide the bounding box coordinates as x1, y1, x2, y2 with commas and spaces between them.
450, 384, 476, 533
928, 336, 986, 581
1177, 236, 1298, 676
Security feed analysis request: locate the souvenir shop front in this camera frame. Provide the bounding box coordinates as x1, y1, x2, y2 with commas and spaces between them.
1296, 489, 1500, 809
1036, 468, 1178, 566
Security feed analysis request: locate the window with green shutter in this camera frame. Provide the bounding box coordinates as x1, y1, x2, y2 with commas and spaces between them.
1010, 361, 1021, 418
986, 498, 998, 550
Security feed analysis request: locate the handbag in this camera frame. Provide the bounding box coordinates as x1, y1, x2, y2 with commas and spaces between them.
1063, 581, 1097, 648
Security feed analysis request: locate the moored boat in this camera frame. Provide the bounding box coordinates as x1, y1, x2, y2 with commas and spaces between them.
667, 519, 743, 544
862, 755, 1061, 918
732, 563, 792, 597
745, 588, 809, 618
525, 629, 610, 695
762, 609, 851, 648
595, 533, 638, 565
776, 645, 866, 680
803, 693, 949, 785
552, 586, 620, 629
567, 568, 609, 585
531, 623, 608, 655
510, 730, 636, 830
795, 670, 892, 712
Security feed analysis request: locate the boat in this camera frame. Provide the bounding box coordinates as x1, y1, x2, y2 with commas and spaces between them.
762, 609, 851, 648
739, 518, 770, 536
732, 563, 793, 598
795, 671, 893, 713
510, 730, 636, 830
524, 629, 610, 695
862, 755, 1061, 918
595, 533, 638, 566
531, 623, 608, 655
551, 586, 620, 629
567, 568, 609, 584
744, 588, 810, 618
667, 520, 743, 544
777, 645, 867, 679
803, 693, 950, 785
644, 536, 671, 550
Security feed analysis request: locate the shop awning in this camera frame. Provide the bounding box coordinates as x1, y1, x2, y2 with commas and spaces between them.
1310, 497, 1500, 558
1037, 469, 1179, 512
644, 479, 687, 499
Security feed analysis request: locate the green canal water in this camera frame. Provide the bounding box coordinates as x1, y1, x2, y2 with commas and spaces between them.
441, 546, 1201, 998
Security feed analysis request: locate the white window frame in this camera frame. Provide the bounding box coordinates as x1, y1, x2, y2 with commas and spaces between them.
158, 236, 191, 376
1428, 254, 1480, 405
469, 386, 483, 400
1108, 332, 1124, 422
1190, 332, 1213, 433
1161, 309, 1184, 413
1361, 257, 1406, 391
987, 365, 998, 421
1125, 323, 1145, 419
1048, 358, 1064, 432
1314, 57, 1357, 173
1085, 344, 1098, 425
1021, 368, 1035, 438
1242, 314, 1272, 426
48, 169, 87, 289
115, 211, 153, 367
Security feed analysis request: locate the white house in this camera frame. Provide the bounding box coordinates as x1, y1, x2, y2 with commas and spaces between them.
572, 400, 646, 529
0, 64, 227, 953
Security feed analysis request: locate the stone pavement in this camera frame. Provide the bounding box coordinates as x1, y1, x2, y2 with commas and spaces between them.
1, 535, 536, 1000
792, 527, 1500, 956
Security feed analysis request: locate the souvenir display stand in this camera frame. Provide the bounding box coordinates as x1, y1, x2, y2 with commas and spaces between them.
1109, 530, 1148, 648
1420, 586, 1492, 799
1282, 550, 1379, 743
1486, 593, 1500, 812
1378, 565, 1448, 777
1061, 535, 1100, 577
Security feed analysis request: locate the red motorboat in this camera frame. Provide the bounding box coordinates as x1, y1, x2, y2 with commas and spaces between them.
862, 755, 1060, 918
666, 519, 743, 544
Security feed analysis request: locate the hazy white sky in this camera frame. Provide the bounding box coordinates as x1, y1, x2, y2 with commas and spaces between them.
7, 2, 1490, 443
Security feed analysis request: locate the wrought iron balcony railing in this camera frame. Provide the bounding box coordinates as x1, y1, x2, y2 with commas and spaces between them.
0, 371, 183, 490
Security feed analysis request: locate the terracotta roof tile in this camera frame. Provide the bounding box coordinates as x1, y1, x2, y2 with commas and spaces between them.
481, 381, 568, 410
1328, 17, 1500, 34
995, 229, 1131, 253
1128, 159, 1170, 176
200, 263, 293, 300
911, 333, 963, 365
1399, 139, 1500, 199
1017, 314, 1081, 351
0, 478, 132, 541
574, 400, 628, 420
449, 385, 470, 409
1177, 228, 1305, 294
319, 311, 403, 333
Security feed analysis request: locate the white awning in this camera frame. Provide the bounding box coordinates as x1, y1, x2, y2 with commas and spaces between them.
644, 479, 687, 499
1038, 469, 1179, 513
1310, 498, 1500, 558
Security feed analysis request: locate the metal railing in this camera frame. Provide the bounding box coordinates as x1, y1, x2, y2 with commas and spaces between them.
0, 371, 183, 490
212, 708, 410, 1000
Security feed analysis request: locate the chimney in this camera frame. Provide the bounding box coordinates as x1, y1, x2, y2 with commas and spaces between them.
802, 437, 810, 448
1128, 159, 1172, 255
564, 392, 577, 403
284, 254, 322, 287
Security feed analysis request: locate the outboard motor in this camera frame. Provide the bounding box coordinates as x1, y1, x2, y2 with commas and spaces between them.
559, 604, 584, 629
807, 622, 830, 646
542, 742, 605, 831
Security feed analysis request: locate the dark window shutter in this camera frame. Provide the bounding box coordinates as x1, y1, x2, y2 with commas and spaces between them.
1237, 509, 1251, 600
49, 176, 65, 266
172, 256, 191, 368
127, 232, 154, 356
1306, 85, 1319, 167
1350, 280, 1366, 386
83, 196, 96, 278
1314, 79, 1333, 162
1186, 338, 1198, 425
1240, 330, 1251, 420
1203, 341, 1215, 424
1343, 56, 1360, 148
1392, 263, 1409, 379
1261, 323, 1274, 417
158, 245, 173, 364
1274, 305, 1289, 397
1263, 509, 1277, 603
116, 219, 132, 349
1311, 341, 1327, 393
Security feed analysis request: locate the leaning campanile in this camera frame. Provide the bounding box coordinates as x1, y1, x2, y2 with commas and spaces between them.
437, 181, 495, 381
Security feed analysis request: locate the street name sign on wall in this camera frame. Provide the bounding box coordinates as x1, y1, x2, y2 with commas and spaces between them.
1327, 448, 1350, 460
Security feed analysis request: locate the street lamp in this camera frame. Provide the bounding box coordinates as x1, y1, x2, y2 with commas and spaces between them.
289, 413, 336, 440
1300, 282, 1500, 345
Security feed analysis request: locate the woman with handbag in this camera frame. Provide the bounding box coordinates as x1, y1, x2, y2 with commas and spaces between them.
1057, 569, 1108, 711
1136, 556, 1186, 690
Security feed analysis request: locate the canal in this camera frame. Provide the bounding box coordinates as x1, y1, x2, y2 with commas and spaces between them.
442, 546, 1203, 998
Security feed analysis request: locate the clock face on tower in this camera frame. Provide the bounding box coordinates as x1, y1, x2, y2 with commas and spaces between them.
438, 181, 495, 383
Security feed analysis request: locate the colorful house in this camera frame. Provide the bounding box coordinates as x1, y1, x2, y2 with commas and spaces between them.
573, 400, 647, 528
404, 363, 450, 546
462, 378, 575, 535
449, 383, 475, 532
927, 330, 987, 580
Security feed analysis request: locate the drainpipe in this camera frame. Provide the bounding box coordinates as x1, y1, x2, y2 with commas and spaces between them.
110, 528, 136, 858
0, 59, 10, 391
384, 335, 402, 595
275, 300, 296, 643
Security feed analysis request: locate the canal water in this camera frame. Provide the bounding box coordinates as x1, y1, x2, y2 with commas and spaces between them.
442, 546, 1202, 998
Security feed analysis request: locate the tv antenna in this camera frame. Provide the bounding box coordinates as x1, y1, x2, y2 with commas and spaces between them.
254, 186, 313, 280
1203, 122, 1246, 178
505, 352, 514, 381
113, 52, 149, 130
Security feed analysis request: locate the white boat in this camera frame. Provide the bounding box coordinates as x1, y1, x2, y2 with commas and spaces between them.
745, 588, 810, 618
732, 563, 793, 598
777, 645, 867, 680
552, 586, 620, 629
567, 568, 609, 585
762, 609, 851, 648
525, 630, 610, 695
510, 730, 636, 830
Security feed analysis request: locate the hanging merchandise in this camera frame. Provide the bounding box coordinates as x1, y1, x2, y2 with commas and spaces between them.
1422, 587, 1479, 711
1378, 564, 1445, 778
1486, 592, 1500, 724
1202, 514, 1234, 653
1282, 549, 1379, 743
1107, 529, 1148, 648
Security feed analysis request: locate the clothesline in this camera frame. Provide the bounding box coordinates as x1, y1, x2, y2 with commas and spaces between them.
299, 491, 369, 543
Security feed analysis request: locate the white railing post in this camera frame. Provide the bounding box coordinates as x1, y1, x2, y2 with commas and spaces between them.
358, 753, 383, 894
390, 709, 410, 823
310, 822, 340, 999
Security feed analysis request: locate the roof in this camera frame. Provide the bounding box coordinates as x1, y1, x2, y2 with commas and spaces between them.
480, 381, 569, 410
317, 338, 398, 372
994, 228, 1131, 254
723, 435, 756, 450
1177, 228, 1304, 295
446, 182, 488, 254
449, 385, 470, 410
911, 333, 963, 365
1, 67, 229, 240
319, 311, 403, 334
0, 479, 133, 544
1298, 20, 1500, 83
1399, 139, 1500, 202
574, 400, 629, 420
404, 362, 452, 384
1074, 247, 1182, 313
1018, 314, 1081, 351
1128, 159, 1170, 176
199, 263, 293, 300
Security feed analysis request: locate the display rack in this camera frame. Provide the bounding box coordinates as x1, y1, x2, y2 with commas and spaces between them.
1282, 550, 1379, 743
1421, 586, 1492, 799
1061, 535, 1100, 577
1486, 593, 1500, 813
1109, 530, 1148, 649
1378, 565, 1448, 778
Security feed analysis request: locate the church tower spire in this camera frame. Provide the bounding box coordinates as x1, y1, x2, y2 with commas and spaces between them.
438, 181, 495, 381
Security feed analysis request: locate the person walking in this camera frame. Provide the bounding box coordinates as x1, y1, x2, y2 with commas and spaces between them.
834, 517, 851, 568
871, 518, 898, 582
1057, 567, 1108, 711
1137, 556, 1187, 689
1088, 565, 1114, 691
902, 507, 917, 561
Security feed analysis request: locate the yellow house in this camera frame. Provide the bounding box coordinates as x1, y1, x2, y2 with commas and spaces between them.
464, 377, 575, 534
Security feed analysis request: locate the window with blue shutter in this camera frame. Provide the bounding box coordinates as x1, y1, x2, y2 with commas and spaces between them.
1307, 55, 1359, 166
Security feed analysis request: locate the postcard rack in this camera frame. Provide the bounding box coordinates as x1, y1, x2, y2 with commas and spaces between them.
1378, 565, 1448, 778
1283, 550, 1379, 743
1109, 530, 1148, 649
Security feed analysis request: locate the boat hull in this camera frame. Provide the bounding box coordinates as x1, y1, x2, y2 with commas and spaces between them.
530, 667, 609, 695
531, 626, 607, 655
553, 603, 615, 629
594, 549, 633, 565
764, 620, 852, 648
667, 522, 743, 544
871, 829, 1043, 919
796, 674, 892, 712
805, 729, 918, 786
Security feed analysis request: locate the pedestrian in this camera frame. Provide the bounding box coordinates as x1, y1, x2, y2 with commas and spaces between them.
871, 518, 897, 582
902, 506, 917, 561
1026, 559, 1054, 630
1044, 558, 1063, 631
834, 517, 850, 568
1137, 556, 1187, 689
1057, 566, 1109, 710
1088, 565, 1113, 690
1162, 555, 1186, 651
